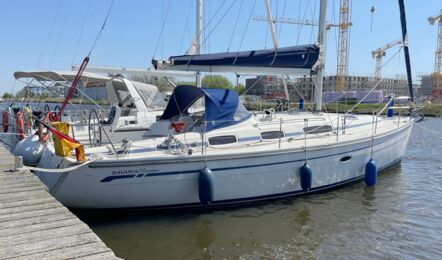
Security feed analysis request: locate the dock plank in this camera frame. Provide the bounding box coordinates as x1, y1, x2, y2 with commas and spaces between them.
0, 181, 45, 189
0, 223, 91, 247
0, 207, 70, 224
0, 200, 61, 215
0, 232, 106, 259
0, 144, 119, 259
0, 217, 80, 237
0, 196, 54, 209
0, 185, 48, 194
0, 189, 52, 202
13, 242, 114, 260
0, 212, 76, 229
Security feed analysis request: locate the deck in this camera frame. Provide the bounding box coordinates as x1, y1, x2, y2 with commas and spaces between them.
0, 144, 120, 259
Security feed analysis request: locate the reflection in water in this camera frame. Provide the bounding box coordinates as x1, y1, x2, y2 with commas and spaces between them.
194, 218, 216, 259
82, 119, 442, 259
293, 207, 310, 227
361, 186, 377, 211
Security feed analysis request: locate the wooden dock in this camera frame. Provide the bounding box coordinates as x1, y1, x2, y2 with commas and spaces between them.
0, 144, 120, 259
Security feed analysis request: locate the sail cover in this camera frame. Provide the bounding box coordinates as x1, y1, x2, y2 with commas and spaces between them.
152, 44, 319, 75
161, 85, 251, 131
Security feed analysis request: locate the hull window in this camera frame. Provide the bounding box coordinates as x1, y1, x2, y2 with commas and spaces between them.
303, 125, 333, 134
208, 135, 237, 145
261, 131, 285, 139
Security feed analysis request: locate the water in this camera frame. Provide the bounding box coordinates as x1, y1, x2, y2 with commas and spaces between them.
74, 118, 442, 259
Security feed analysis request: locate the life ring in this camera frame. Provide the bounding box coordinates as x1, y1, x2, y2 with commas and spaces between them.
38, 114, 51, 143
2, 111, 8, 133
16, 112, 25, 140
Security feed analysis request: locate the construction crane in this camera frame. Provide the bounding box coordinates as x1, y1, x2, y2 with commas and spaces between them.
428, 10, 442, 98
371, 39, 403, 80
336, 0, 352, 91
255, 1, 352, 92
253, 15, 342, 30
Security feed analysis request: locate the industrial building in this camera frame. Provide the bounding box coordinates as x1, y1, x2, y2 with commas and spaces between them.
245, 75, 414, 103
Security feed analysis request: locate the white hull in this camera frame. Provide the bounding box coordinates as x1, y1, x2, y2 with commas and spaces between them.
36, 120, 412, 209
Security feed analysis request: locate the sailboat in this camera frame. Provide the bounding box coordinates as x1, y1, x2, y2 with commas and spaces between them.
32, 0, 414, 209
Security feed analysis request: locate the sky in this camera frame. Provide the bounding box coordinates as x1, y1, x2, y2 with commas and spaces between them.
0, 0, 440, 94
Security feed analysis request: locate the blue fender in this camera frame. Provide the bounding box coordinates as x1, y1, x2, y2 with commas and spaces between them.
365, 159, 377, 186
199, 167, 215, 205
300, 162, 312, 191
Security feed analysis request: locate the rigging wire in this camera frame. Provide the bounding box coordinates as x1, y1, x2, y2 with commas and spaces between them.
277, 0, 287, 42
207, 0, 210, 53
198, 0, 236, 53
237, 0, 257, 52
58, 0, 115, 119
7, 0, 115, 125
35, 0, 64, 69
72, 0, 92, 66
178, 0, 192, 53
227, 0, 243, 52
196, 0, 228, 54
50, 1, 70, 69
178, 1, 193, 53
88, 0, 116, 57
309, 0, 318, 43
152, 0, 172, 59
295, 0, 302, 45
346, 46, 403, 115
296, 0, 310, 45
286, 76, 306, 101
204, 0, 227, 32
240, 76, 266, 97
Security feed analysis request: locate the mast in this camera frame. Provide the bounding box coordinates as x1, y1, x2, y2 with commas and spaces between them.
398, 0, 413, 102
196, 0, 203, 88
313, 0, 328, 111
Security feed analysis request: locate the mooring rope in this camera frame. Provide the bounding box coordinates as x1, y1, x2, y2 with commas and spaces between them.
20, 156, 103, 173
414, 123, 442, 139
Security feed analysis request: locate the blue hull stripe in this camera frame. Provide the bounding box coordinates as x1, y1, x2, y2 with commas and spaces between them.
92, 157, 402, 210
101, 174, 136, 182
